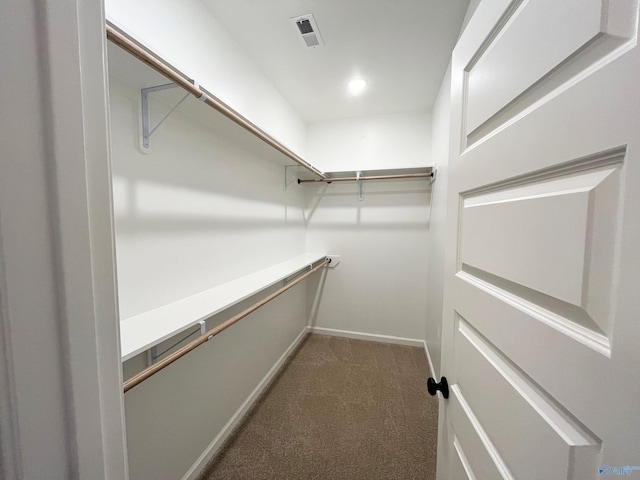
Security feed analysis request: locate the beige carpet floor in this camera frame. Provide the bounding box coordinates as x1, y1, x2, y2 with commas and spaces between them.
198, 334, 438, 480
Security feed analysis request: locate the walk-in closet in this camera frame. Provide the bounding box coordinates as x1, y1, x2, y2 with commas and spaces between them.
107, 2, 465, 479
5, 0, 640, 478
105, 0, 464, 477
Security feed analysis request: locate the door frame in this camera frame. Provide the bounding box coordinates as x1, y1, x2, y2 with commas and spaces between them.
0, 0, 127, 478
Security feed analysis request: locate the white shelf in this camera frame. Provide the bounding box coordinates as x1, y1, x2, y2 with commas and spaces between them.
119, 253, 327, 361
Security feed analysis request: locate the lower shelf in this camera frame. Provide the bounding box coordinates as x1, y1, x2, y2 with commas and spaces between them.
119, 253, 327, 361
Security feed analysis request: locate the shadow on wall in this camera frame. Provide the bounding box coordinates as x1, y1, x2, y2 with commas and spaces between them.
109, 78, 308, 319
110, 87, 305, 225
305, 266, 329, 330
302, 179, 433, 229
109, 67, 310, 225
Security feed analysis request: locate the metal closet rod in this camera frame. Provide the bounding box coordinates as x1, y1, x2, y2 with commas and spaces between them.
297, 172, 434, 183
105, 23, 327, 180
123, 258, 330, 393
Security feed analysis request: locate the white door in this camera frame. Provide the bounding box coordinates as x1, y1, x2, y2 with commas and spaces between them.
437, 1, 640, 478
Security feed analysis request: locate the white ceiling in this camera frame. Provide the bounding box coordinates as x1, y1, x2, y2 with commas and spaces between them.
201, 0, 469, 123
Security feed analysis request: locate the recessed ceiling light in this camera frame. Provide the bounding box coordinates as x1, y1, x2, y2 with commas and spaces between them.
347, 78, 368, 96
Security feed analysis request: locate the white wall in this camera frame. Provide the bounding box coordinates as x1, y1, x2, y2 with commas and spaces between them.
1, 3, 73, 476
307, 111, 432, 172
110, 70, 309, 479
110, 78, 307, 319
106, 0, 307, 155
424, 66, 452, 378
303, 111, 432, 342
304, 178, 431, 341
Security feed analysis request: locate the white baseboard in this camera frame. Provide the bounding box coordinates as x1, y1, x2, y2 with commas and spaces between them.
423, 340, 436, 379
308, 326, 424, 348
182, 326, 309, 480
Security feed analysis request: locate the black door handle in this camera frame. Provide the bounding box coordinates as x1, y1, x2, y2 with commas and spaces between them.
427, 376, 449, 399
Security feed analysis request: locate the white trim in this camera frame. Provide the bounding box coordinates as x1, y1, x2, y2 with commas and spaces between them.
1, 0, 127, 477
0, 249, 20, 480
423, 340, 437, 379
182, 327, 309, 480
48, 0, 129, 476
308, 326, 424, 348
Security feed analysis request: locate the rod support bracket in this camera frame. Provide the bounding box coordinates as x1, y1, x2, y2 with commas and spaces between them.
141, 81, 200, 150
285, 164, 303, 190
325, 255, 340, 268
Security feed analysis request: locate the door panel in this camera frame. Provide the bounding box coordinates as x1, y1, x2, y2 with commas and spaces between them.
466, 0, 603, 134
461, 163, 620, 311
449, 386, 512, 479
438, 1, 640, 478
460, 157, 622, 342
465, 0, 637, 146
455, 314, 600, 479
452, 437, 478, 480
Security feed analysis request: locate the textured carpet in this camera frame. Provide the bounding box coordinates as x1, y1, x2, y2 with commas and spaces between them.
198, 334, 438, 480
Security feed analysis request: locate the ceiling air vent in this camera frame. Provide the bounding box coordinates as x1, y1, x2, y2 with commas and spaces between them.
290, 14, 324, 48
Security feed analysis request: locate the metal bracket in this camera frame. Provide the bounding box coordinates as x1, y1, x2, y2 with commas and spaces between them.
148, 320, 206, 365
284, 164, 302, 190
284, 264, 313, 285
356, 171, 363, 201
429, 166, 437, 184
141, 83, 189, 149
325, 255, 340, 268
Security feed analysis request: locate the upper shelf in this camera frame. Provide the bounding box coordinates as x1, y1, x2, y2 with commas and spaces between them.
119, 253, 327, 361
106, 24, 436, 185
106, 23, 325, 179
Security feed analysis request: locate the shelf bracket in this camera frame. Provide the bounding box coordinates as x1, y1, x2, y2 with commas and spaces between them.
147, 320, 206, 365
284, 164, 302, 190
284, 263, 313, 285
141, 82, 189, 149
